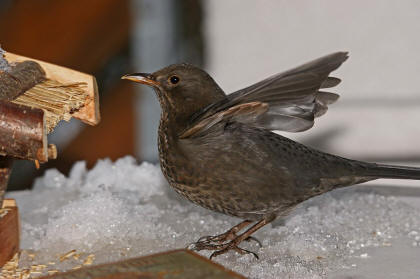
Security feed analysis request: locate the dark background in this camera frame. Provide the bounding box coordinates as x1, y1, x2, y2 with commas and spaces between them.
1, 0, 204, 190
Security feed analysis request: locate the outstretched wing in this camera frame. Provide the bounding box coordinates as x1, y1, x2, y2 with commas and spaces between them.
180, 52, 348, 139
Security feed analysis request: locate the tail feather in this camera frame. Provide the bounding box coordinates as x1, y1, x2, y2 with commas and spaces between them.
366, 163, 420, 180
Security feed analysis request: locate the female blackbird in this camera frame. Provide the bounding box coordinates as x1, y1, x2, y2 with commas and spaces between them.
122, 52, 420, 259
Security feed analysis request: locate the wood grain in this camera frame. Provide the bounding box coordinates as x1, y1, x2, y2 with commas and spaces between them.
0, 60, 46, 101
4, 52, 100, 126
39, 249, 245, 279
0, 199, 19, 268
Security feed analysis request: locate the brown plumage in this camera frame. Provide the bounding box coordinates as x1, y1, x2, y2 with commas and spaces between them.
122, 52, 420, 259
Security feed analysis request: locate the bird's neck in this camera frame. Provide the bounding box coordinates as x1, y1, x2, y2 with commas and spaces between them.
158, 104, 211, 137
158, 109, 190, 141
157, 88, 226, 138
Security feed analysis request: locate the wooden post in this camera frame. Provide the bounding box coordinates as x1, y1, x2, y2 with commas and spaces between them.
0, 199, 19, 268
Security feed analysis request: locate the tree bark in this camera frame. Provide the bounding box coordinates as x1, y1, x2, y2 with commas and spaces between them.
0, 101, 48, 162
0, 60, 45, 101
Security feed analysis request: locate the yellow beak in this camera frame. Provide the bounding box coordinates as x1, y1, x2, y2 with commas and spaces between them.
121, 73, 160, 87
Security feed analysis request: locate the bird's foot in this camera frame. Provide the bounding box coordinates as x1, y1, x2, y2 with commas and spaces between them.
188, 238, 227, 251
188, 232, 261, 259
189, 237, 259, 259
188, 217, 273, 260
210, 244, 259, 260
192, 233, 262, 248
196, 220, 251, 244
190, 220, 261, 248
196, 230, 235, 245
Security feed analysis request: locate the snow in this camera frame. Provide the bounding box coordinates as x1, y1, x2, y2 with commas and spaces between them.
5, 156, 420, 278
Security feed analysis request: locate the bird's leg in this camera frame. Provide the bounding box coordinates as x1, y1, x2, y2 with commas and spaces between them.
209, 216, 275, 259
195, 220, 253, 245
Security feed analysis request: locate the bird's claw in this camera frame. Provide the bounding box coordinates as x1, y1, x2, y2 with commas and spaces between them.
245, 236, 262, 247
188, 236, 260, 260
187, 219, 268, 259
194, 230, 236, 246
196, 234, 224, 244
209, 243, 259, 260
187, 242, 198, 250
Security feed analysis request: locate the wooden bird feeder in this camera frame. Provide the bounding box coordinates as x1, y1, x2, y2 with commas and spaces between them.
0, 50, 100, 267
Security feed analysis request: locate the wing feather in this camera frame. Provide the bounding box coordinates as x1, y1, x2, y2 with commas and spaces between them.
181, 52, 348, 138
180, 102, 268, 138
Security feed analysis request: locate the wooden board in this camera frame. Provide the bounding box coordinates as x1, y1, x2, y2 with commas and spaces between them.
40, 249, 246, 279
0, 199, 19, 268
4, 52, 100, 126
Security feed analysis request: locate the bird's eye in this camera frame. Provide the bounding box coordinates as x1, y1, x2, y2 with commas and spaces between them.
169, 75, 180, 84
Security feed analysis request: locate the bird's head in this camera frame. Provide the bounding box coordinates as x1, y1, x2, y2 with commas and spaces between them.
122, 64, 225, 122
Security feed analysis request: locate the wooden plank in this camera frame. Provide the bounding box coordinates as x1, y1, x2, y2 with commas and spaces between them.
2, 199, 16, 207
39, 249, 246, 279
4, 52, 100, 126
0, 199, 19, 268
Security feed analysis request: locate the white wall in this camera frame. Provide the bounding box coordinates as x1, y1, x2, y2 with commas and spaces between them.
205, 0, 420, 162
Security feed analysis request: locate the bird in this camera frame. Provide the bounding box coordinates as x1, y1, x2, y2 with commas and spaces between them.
122, 52, 420, 259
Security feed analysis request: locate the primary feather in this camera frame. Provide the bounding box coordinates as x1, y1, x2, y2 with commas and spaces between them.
183, 52, 348, 138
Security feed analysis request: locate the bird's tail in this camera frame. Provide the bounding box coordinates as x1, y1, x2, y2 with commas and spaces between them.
364, 163, 420, 180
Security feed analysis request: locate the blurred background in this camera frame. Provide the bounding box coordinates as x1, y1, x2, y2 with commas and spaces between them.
2, 0, 420, 191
